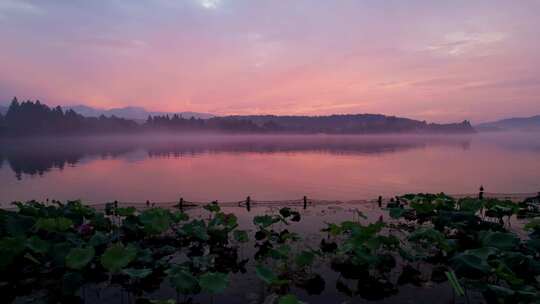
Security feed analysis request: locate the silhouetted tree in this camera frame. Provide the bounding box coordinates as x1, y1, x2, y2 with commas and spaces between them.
0, 98, 475, 136
1, 98, 139, 136
0, 112, 4, 135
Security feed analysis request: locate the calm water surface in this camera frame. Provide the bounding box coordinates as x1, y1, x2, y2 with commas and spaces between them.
1, 133, 539, 206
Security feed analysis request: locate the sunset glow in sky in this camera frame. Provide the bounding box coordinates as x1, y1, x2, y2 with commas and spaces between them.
1, 0, 539, 122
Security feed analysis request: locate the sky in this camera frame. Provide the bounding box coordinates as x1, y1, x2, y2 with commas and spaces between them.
0, 0, 539, 123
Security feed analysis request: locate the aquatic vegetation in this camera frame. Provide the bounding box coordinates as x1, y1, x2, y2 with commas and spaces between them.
0, 194, 539, 303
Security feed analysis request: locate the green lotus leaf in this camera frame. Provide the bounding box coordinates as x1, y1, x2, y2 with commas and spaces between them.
279, 294, 302, 304
271, 244, 291, 260
451, 252, 491, 278
466, 247, 499, 260
233, 230, 249, 243
256, 265, 276, 284
51, 242, 72, 266
486, 284, 515, 297
89, 231, 109, 247
0, 237, 26, 269
479, 231, 519, 251
167, 267, 199, 294
122, 268, 152, 279
35, 217, 73, 232
117, 207, 136, 217
203, 203, 220, 213
255, 265, 286, 285
524, 218, 540, 231
493, 260, 524, 286
389, 207, 407, 219
458, 197, 484, 213
209, 213, 238, 231
5, 215, 34, 237
527, 238, 540, 252
253, 215, 279, 228
137, 248, 154, 264
408, 227, 450, 251
26, 236, 50, 254
150, 300, 176, 304
66, 246, 95, 270
101, 243, 137, 273
323, 223, 343, 236
171, 212, 189, 223
199, 272, 229, 294
295, 250, 315, 268
139, 208, 171, 235
181, 220, 209, 241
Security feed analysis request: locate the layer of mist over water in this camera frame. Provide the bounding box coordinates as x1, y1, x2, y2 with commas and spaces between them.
1, 132, 539, 206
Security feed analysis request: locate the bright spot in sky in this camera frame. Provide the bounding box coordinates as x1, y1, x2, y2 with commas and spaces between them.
198, 0, 221, 9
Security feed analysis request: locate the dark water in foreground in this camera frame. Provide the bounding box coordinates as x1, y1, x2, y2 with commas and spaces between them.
1, 133, 539, 206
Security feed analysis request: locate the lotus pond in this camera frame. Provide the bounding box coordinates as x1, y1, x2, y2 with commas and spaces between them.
1, 193, 540, 304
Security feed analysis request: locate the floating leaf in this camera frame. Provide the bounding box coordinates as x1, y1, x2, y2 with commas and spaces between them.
150, 300, 176, 304
167, 267, 199, 294
199, 272, 229, 294
123, 268, 152, 279
181, 220, 209, 241
279, 294, 301, 304
66, 246, 95, 270
271, 244, 291, 260
253, 215, 279, 228
101, 243, 137, 273
295, 250, 315, 268
255, 265, 287, 285
233, 230, 249, 243
203, 203, 220, 213
256, 265, 278, 284
389, 208, 407, 219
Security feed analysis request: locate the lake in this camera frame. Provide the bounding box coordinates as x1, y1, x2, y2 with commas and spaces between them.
1, 133, 539, 206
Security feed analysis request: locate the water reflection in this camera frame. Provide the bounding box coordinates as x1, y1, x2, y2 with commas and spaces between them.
1, 133, 539, 204
0, 135, 471, 179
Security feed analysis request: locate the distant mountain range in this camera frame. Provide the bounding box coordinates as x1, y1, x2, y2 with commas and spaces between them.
0, 105, 7, 115
227, 114, 475, 134
64, 105, 215, 121
476, 115, 540, 132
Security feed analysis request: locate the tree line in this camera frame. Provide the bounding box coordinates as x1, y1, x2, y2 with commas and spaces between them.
0, 97, 475, 136
0, 98, 138, 136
